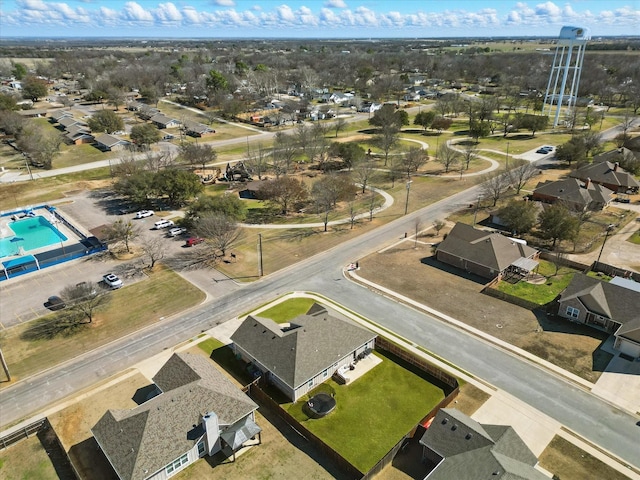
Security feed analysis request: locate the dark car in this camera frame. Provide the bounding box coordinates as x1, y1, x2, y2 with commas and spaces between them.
45, 295, 66, 311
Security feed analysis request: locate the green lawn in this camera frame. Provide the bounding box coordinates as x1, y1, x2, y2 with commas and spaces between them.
284, 350, 445, 473
197, 337, 225, 356
0, 267, 206, 386
628, 230, 640, 245
256, 297, 317, 323
495, 260, 578, 305
0, 436, 59, 480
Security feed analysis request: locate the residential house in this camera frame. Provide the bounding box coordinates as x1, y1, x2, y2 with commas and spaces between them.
532, 177, 613, 211
435, 222, 539, 280
230, 303, 377, 401
558, 274, 640, 358
92, 353, 260, 480
94, 133, 130, 152
149, 113, 181, 129
17, 108, 48, 118
64, 124, 94, 145
569, 150, 640, 193
420, 408, 548, 480
50, 110, 73, 123
57, 116, 86, 130
183, 120, 215, 137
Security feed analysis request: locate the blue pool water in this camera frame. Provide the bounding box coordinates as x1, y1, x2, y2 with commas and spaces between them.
0, 216, 68, 258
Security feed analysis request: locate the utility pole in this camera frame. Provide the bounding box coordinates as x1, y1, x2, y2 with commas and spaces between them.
404, 181, 413, 215
0, 348, 11, 382
258, 233, 263, 277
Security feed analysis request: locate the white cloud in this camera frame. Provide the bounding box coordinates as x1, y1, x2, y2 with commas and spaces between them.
1, 1, 638, 35
324, 0, 347, 8
121, 2, 154, 23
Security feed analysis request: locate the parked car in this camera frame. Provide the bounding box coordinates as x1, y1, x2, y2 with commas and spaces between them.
185, 237, 205, 247
153, 219, 174, 230
168, 227, 187, 237
102, 273, 123, 289
535, 146, 554, 154
45, 295, 66, 311
135, 210, 154, 219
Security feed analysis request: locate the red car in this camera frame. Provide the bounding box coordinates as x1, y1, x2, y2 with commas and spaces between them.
185, 237, 204, 247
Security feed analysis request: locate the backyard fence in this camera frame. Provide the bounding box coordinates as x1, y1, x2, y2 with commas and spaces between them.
375, 337, 459, 390
481, 285, 544, 311
0, 418, 47, 450
247, 341, 461, 480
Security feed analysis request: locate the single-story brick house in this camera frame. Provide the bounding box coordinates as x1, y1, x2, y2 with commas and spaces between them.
569, 150, 640, 193
92, 353, 260, 480
64, 124, 94, 145
435, 223, 539, 280
532, 177, 613, 211
94, 133, 130, 152
149, 113, 181, 129
230, 303, 377, 401
183, 120, 215, 137
558, 274, 640, 358
420, 408, 548, 480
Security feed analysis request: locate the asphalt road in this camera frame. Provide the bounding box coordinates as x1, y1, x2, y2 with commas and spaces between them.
2, 182, 640, 471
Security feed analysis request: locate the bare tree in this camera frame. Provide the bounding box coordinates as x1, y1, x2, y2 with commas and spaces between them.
333, 117, 347, 138
367, 191, 382, 221
60, 282, 110, 324
462, 143, 478, 170
413, 217, 423, 248
105, 219, 140, 253
433, 219, 446, 236
348, 201, 359, 229
195, 213, 241, 257
244, 142, 270, 180
507, 159, 538, 194
400, 147, 428, 179
481, 173, 509, 207
352, 156, 376, 194
141, 236, 167, 269
437, 143, 461, 173
180, 143, 217, 171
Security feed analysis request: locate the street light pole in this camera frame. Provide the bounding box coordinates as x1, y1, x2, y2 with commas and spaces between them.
596, 224, 615, 266
404, 180, 413, 215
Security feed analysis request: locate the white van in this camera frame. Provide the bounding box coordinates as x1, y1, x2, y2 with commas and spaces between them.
153, 219, 174, 230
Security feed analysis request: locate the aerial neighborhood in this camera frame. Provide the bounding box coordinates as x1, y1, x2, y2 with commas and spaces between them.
0, 8, 639, 480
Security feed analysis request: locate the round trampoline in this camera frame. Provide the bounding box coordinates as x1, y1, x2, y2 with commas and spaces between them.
306, 393, 336, 418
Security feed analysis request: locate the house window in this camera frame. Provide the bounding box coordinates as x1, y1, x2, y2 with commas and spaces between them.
308, 379, 314, 388
165, 453, 189, 475
566, 306, 580, 318
197, 441, 206, 457
322, 369, 328, 379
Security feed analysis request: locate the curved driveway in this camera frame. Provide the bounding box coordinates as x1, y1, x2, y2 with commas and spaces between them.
2, 184, 639, 472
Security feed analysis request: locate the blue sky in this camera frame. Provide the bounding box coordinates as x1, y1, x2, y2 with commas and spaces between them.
1, 1, 638, 38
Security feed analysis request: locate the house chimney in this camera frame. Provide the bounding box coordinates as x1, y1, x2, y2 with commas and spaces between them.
584, 177, 590, 188
202, 412, 221, 456
614, 162, 619, 172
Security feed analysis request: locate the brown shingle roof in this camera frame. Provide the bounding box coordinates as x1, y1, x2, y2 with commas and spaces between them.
570, 155, 640, 190
436, 223, 538, 273
533, 178, 613, 209
92, 353, 257, 480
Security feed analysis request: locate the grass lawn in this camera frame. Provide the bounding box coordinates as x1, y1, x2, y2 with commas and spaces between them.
628, 229, 640, 245
495, 261, 577, 306
284, 350, 446, 473
0, 436, 59, 480
539, 436, 632, 480
255, 297, 317, 323
0, 267, 205, 388
197, 337, 225, 356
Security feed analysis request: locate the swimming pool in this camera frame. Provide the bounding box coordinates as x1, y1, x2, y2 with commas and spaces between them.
0, 216, 68, 258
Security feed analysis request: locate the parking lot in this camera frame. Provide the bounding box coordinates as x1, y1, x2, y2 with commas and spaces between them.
0, 189, 216, 329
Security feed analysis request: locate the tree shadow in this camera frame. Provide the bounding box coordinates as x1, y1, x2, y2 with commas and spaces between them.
272, 229, 320, 242
419, 255, 489, 286
21, 312, 89, 341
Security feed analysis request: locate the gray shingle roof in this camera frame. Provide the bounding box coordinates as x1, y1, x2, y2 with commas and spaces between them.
436, 223, 538, 272
94, 133, 128, 148
230, 304, 376, 390
560, 274, 640, 341
92, 353, 257, 480
533, 178, 613, 209
570, 156, 640, 189
420, 409, 547, 480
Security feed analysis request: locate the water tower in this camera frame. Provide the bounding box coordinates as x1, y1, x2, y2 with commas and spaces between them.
542, 26, 591, 128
